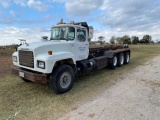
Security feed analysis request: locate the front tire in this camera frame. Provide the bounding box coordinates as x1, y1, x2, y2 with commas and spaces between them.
49, 64, 75, 94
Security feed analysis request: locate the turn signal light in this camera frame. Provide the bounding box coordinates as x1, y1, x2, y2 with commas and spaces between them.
48, 51, 52, 55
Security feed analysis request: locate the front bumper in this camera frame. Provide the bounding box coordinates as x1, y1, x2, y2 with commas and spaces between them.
11, 66, 48, 83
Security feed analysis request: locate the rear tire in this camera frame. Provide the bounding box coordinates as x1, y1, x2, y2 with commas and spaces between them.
117, 53, 124, 67
124, 52, 130, 64
49, 64, 75, 94
108, 55, 117, 69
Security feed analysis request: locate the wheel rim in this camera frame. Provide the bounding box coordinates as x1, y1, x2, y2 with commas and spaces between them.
113, 56, 117, 66
120, 54, 124, 65
60, 72, 71, 89
126, 54, 130, 63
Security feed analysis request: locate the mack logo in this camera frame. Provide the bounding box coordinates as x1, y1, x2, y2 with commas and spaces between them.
21, 48, 29, 51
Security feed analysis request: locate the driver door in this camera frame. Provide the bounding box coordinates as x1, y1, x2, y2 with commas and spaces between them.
73, 28, 89, 61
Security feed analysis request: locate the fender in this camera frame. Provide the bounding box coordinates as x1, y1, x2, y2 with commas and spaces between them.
35, 52, 76, 73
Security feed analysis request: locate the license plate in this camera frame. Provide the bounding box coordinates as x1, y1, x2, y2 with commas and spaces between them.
19, 71, 24, 77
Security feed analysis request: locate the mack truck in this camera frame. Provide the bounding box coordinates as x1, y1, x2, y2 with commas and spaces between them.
11, 19, 130, 94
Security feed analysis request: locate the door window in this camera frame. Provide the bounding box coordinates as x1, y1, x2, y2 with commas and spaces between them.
77, 29, 86, 42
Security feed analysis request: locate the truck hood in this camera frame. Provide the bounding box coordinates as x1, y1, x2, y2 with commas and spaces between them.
18, 40, 72, 55
19, 40, 69, 49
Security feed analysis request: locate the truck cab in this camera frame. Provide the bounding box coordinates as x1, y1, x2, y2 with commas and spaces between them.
12, 19, 130, 94
50, 22, 91, 61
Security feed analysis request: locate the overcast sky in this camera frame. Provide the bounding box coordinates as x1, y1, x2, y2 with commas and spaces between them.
0, 0, 160, 45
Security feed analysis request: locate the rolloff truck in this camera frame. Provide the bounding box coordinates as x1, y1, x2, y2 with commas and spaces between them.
12, 19, 131, 94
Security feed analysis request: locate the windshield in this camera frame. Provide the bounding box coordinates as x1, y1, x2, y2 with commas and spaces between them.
50, 27, 75, 40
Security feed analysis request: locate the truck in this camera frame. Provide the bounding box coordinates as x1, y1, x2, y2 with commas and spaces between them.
11, 19, 130, 94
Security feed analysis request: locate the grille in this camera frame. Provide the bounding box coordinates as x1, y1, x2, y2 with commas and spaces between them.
19, 50, 34, 68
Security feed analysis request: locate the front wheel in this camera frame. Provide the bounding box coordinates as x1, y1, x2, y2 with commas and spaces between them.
49, 64, 75, 94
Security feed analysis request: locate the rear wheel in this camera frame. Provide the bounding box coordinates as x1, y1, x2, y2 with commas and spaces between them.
108, 55, 117, 69
124, 52, 130, 64
49, 64, 75, 94
117, 53, 124, 67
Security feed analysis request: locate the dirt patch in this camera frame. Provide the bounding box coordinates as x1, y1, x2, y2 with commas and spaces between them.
140, 79, 160, 88
78, 112, 83, 115
88, 113, 96, 118
71, 106, 78, 111
0, 56, 12, 77
0, 48, 14, 77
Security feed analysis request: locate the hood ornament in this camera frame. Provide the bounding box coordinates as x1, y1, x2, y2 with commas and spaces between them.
19, 39, 29, 46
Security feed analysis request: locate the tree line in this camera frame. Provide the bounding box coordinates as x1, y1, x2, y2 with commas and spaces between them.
98, 35, 159, 44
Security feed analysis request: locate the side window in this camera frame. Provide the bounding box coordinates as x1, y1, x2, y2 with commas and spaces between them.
77, 29, 86, 42
51, 28, 59, 38
67, 27, 75, 40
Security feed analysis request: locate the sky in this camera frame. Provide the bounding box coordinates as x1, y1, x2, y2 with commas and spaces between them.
0, 0, 160, 45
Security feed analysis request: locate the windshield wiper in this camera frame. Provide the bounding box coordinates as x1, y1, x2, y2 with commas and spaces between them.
50, 38, 68, 41
60, 38, 68, 41
50, 38, 56, 40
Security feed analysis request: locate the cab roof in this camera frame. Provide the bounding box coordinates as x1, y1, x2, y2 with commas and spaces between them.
52, 22, 89, 29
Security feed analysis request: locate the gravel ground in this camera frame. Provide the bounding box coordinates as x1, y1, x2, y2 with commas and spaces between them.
59, 55, 160, 120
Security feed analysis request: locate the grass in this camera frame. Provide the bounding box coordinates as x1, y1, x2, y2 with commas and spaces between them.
1, 45, 160, 120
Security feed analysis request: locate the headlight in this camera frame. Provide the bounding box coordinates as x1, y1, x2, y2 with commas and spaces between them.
12, 56, 17, 62
37, 61, 45, 69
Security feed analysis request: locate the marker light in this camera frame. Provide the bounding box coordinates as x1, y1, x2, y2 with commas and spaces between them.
48, 51, 52, 55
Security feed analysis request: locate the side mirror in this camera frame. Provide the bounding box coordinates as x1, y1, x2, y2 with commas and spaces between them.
41, 36, 48, 40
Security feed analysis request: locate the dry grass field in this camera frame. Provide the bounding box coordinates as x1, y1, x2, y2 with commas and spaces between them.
0, 45, 160, 120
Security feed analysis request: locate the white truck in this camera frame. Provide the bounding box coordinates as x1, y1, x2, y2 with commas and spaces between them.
12, 20, 130, 94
